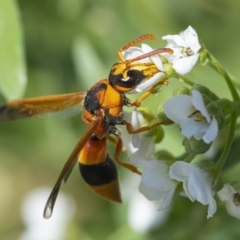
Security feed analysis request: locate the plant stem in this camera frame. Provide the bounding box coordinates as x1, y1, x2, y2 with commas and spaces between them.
177, 152, 197, 163
207, 52, 240, 101
216, 111, 237, 171
175, 74, 195, 86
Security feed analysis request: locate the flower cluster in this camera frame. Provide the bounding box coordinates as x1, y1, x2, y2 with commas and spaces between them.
122, 109, 217, 219
121, 26, 240, 221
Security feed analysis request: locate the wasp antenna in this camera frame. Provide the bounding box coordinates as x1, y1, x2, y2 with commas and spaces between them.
120, 34, 155, 52
118, 34, 155, 62
126, 47, 174, 65
43, 182, 61, 219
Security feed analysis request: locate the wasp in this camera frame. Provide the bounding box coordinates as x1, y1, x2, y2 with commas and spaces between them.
0, 34, 173, 218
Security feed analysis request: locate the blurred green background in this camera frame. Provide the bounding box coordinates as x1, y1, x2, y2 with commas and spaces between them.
1, 0, 240, 239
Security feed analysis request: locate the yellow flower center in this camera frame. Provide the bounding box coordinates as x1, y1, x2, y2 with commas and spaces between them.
188, 110, 206, 122
181, 47, 194, 57
233, 192, 240, 206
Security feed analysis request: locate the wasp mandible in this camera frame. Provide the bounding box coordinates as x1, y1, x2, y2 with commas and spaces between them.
0, 34, 173, 218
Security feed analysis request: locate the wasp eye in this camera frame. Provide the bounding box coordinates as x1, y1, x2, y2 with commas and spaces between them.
109, 69, 144, 92
126, 70, 144, 84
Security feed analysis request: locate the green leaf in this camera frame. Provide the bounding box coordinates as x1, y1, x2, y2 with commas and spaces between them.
0, 0, 27, 100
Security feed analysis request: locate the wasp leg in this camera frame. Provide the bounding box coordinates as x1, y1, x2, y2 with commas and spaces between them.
107, 134, 118, 145
123, 120, 165, 134
131, 79, 169, 107
117, 34, 155, 62
114, 135, 141, 175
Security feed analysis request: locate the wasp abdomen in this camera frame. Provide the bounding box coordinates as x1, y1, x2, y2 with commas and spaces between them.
79, 155, 122, 203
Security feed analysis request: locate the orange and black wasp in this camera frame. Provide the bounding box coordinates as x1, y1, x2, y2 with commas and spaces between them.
0, 34, 173, 218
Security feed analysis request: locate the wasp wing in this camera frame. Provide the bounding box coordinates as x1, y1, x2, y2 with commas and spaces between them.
43, 117, 102, 219
0, 92, 86, 121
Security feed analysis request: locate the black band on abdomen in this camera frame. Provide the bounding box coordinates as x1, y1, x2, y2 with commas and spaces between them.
79, 155, 118, 186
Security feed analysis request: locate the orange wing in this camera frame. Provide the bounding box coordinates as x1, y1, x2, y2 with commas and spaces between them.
0, 92, 86, 121
43, 117, 102, 219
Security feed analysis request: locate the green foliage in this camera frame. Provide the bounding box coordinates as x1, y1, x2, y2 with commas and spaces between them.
1, 1, 240, 240
0, 0, 26, 100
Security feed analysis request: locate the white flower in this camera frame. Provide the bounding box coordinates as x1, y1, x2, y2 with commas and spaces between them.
162, 26, 201, 75
122, 44, 165, 93
163, 90, 218, 144
218, 184, 240, 220
139, 159, 177, 210
121, 109, 155, 165
121, 109, 177, 209
169, 161, 217, 219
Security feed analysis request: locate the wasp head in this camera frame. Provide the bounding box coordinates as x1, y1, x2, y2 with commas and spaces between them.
108, 61, 160, 93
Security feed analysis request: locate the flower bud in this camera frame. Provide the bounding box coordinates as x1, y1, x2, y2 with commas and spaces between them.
191, 84, 219, 101
144, 124, 164, 143
197, 159, 217, 170
155, 150, 175, 165
206, 101, 227, 129
173, 87, 190, 96
137, 107, 155, 122
183, 137, 211, 154
163, 62, 175, 77
154, 126, 164, 143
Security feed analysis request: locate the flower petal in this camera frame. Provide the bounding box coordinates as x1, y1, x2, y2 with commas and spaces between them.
172, 54, 199, 75
157, 188, 175, 210
141, 43, 154, 53
180, 26, 201, 54
202, 117, 218, 144
162, 34, 188, 48
207, 197, 217, 219
191, 90, 211, 122
180, 119, 207, 139
122, 47, 145, 60
218, 184, 235, 201
169, 162, 195, 201
141, 160, 174, 191
169, 161, 192, 180
188, 169, 210, 204
163, 95, 194, 123
139, 181, 168, 201
130, 136, 154, 165
225, 201, 240, 220
141, 44, 164, 71
133, 72, 164, 93
139, 160, 177, 210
